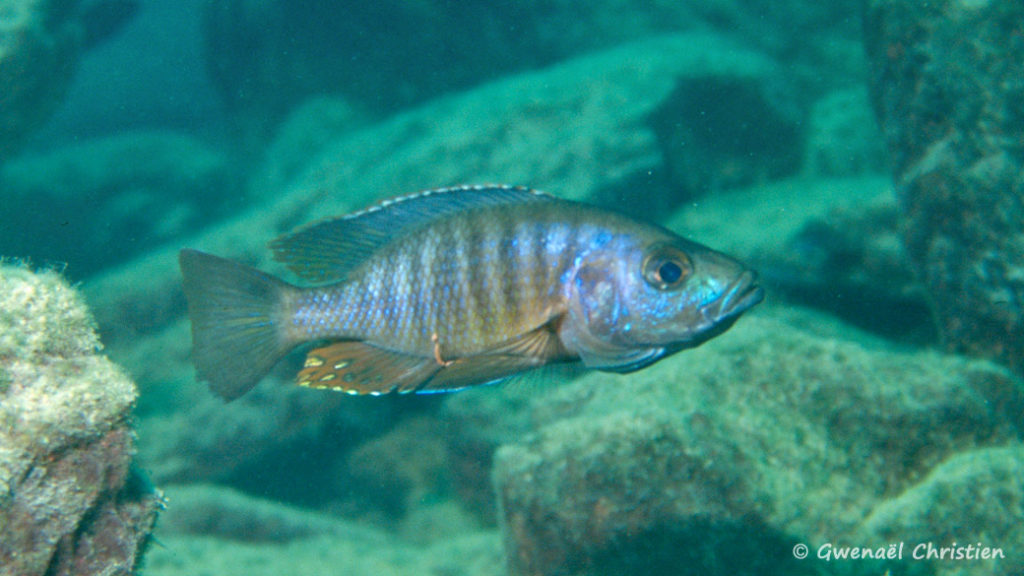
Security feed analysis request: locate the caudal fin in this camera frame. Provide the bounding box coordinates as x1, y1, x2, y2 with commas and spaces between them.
179, 249, 297, 400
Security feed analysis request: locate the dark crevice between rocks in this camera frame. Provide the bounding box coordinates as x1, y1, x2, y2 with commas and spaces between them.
756, 204, 939, 345
649, 74, 806, 203
587, 517, 819, 576
42, 465, 160, 576
767, 279, 937, 344
223, 393, 444, 514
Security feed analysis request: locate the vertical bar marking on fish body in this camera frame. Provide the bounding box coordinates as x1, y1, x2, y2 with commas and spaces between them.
412, 203, 563, 356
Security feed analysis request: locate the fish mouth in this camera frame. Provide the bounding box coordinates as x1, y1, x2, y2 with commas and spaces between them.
703, 270, 764, 325
657, 270, 763, 353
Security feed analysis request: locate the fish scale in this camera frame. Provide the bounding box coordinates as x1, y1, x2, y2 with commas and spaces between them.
179, 185, 762, 399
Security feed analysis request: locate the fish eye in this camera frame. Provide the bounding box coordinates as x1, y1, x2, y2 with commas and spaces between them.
642, 245, 692, 290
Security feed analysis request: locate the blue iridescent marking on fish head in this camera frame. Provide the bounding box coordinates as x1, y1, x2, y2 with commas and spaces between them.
559, 226, 763, 373
625, 236, 763, 348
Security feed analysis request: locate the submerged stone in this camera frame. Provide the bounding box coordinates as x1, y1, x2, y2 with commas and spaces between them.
0, 264, 160, 576
865, 0, 1024, 374
492, 315, 1024, 576
0, 0, 137, 158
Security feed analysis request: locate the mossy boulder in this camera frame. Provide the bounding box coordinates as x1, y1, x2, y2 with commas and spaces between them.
0, 264, 161, 576
493, 315, 1024, 576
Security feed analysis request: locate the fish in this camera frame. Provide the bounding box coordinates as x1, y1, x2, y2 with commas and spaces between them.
179, 185, 763, 400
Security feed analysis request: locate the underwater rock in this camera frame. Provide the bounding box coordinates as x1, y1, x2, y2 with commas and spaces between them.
150, 485, 499, 576
440, 384, 541, 524
200, 0, 863, 150
492, 315, 1024, 576
144, 528, 504, 576
158, 483, 386, 543
0, 131, 233, 278
343, 416, 451, 520
0, 0, 81, 158
0, 264, 160, 576
0, 0, 137, 158
857, 445, 1024, 576
865, 0, 1024, 374
756, 197, 934, 341
136, 373, 399, 488
249, 96, 369, 201
495, 410, 805, 576
650, 74, 804, 200
803, 88, 889, 178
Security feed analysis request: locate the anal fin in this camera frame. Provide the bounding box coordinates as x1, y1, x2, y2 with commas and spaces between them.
298, 341, 440, 395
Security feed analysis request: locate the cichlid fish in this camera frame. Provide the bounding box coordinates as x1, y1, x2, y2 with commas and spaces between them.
179, 185, 763, 400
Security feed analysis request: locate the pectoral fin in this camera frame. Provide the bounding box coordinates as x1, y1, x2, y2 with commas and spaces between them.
415, 354, 543, 393
418, 322, 571, 393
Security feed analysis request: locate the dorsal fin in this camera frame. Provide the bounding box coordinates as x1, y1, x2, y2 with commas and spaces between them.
269, 184, 554, 283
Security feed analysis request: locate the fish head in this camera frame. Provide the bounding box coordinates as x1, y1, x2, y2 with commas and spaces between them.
561, 233, 763, 373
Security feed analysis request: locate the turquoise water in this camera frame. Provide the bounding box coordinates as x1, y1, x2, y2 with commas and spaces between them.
2, 2, 1021, 576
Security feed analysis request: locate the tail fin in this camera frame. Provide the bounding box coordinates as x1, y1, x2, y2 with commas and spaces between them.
179, 249, 298, 400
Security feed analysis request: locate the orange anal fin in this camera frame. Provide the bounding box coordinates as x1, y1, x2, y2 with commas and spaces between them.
298, 341, 440, 395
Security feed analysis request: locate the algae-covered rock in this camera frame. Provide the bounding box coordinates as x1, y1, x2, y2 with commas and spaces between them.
144, 531, 505, 576
865, 0, 1024, 374
492, 315, 1024, 576
137, 374, 399, 485
249, 96, 369, 201
441, 383, 542, 524
0, 131, 233, 277
158, 483, 386, 544
803, 88, 888, 178
650, 74, 804, 199
201, 0, 864, 150
343, 416, 452, 520
0, 263, 160, 576
0, 0, 137, 158
857, 445, 1024, 575
0, 0, 82, 158
755, 197, 933, 341
146, 484, 503, 576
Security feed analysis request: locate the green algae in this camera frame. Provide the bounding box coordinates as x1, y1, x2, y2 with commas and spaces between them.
492, 314, 1024, 576
0, 263, 159, 576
